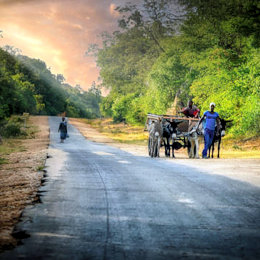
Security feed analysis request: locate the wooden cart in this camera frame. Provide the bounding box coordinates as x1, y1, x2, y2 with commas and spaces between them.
146, 113, 200, 157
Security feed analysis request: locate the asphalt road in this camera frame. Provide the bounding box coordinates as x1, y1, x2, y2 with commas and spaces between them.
1, 116, 260, 259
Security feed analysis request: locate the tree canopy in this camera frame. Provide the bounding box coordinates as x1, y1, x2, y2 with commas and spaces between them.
94, 0, 259, 136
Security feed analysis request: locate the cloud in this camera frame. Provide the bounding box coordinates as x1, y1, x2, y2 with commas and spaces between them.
0, 0, 36, 6
0, 0, 123, 89
0, 0, 147, 90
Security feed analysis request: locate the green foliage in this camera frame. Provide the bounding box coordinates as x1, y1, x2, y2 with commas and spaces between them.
236, 95, 260, 136
34, 95, 45, 113
0, 48, 102, 119
190, 47, 260, 136
100, 95, 114, 117
146, 38, 196, 113
97, 27, 159, 96
96, 0, 177, 122
125, 97, 146, 124
95, 0, 259, 137
66, 104, 80, 118
111, 94, 135, 122
9, 115, 24, 124
1, 120, 26, 138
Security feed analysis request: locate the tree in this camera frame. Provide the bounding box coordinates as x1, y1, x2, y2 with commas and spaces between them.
0, 47, 103, 119
95, 0, 182, 122
84, 0, 260, 136
3, 45, 21, 56
56, 74, 65, 84
177, 0, 260, 135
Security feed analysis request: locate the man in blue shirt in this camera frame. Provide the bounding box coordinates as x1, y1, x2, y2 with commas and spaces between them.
197, 103, 221, 158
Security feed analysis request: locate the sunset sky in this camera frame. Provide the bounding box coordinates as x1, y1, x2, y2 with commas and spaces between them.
0, 0, 138, 90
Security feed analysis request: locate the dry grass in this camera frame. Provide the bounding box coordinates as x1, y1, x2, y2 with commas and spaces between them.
0, 139, 27, 157
0, 116, 49, 251
219, 137, 260, 158
83, 118, 148, 145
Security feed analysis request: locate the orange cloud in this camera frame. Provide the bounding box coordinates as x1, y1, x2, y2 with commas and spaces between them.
0, 0, 126, 90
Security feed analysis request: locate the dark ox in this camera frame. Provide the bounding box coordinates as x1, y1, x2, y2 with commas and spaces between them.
162, 120, 182, 158
208, 118, 232, 158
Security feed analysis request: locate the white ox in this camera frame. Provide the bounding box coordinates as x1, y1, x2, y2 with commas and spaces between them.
148, 119, 163, 158
188, 122, 203, 159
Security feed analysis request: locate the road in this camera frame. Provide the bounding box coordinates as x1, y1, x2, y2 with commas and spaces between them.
1, 116, 260, 259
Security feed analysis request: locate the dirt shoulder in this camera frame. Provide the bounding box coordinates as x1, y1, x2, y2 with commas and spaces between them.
0, 116, 49, 251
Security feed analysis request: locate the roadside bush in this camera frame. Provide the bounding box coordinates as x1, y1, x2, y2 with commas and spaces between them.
100, 95, 113, 118
231, 95, 260, 136
9, 115, 24, 124
125, 97, 146, 125
2, 121, 27, 138
112, 93, 137, 123
0, 119, 7, 137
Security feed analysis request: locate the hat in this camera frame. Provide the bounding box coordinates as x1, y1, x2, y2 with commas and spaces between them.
210, 102, 216, 108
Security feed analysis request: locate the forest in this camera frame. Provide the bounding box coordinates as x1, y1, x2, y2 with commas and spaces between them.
92, 0, 259, 137
0, 46, 102, 120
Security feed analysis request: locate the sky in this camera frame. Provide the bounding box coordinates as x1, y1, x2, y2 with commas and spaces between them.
0, 0, 137, 90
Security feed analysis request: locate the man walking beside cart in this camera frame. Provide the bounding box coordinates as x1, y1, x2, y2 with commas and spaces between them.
197, 103, 221, 159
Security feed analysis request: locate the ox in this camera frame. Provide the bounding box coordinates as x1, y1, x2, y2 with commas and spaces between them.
148, 119, 163, 158
163, 120, 183, 158
187, 122, 203, 158
208, 119, 232, 158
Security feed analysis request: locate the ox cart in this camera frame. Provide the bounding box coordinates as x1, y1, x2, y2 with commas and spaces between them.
145, 113, 201, 158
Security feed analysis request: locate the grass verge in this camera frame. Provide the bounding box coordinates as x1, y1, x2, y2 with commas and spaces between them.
83, 118, 148, 145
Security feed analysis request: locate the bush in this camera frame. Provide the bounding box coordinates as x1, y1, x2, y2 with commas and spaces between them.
9, 115, 24, 124
100, 95, 114, 118
2, 121, 26, 138
125, 97, 146, 124
112, 93, 137, 123
232, 95, 260, 136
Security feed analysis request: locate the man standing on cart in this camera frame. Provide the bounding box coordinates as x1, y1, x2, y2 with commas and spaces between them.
197, 103, 221, 159
179, 100, 200, 118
